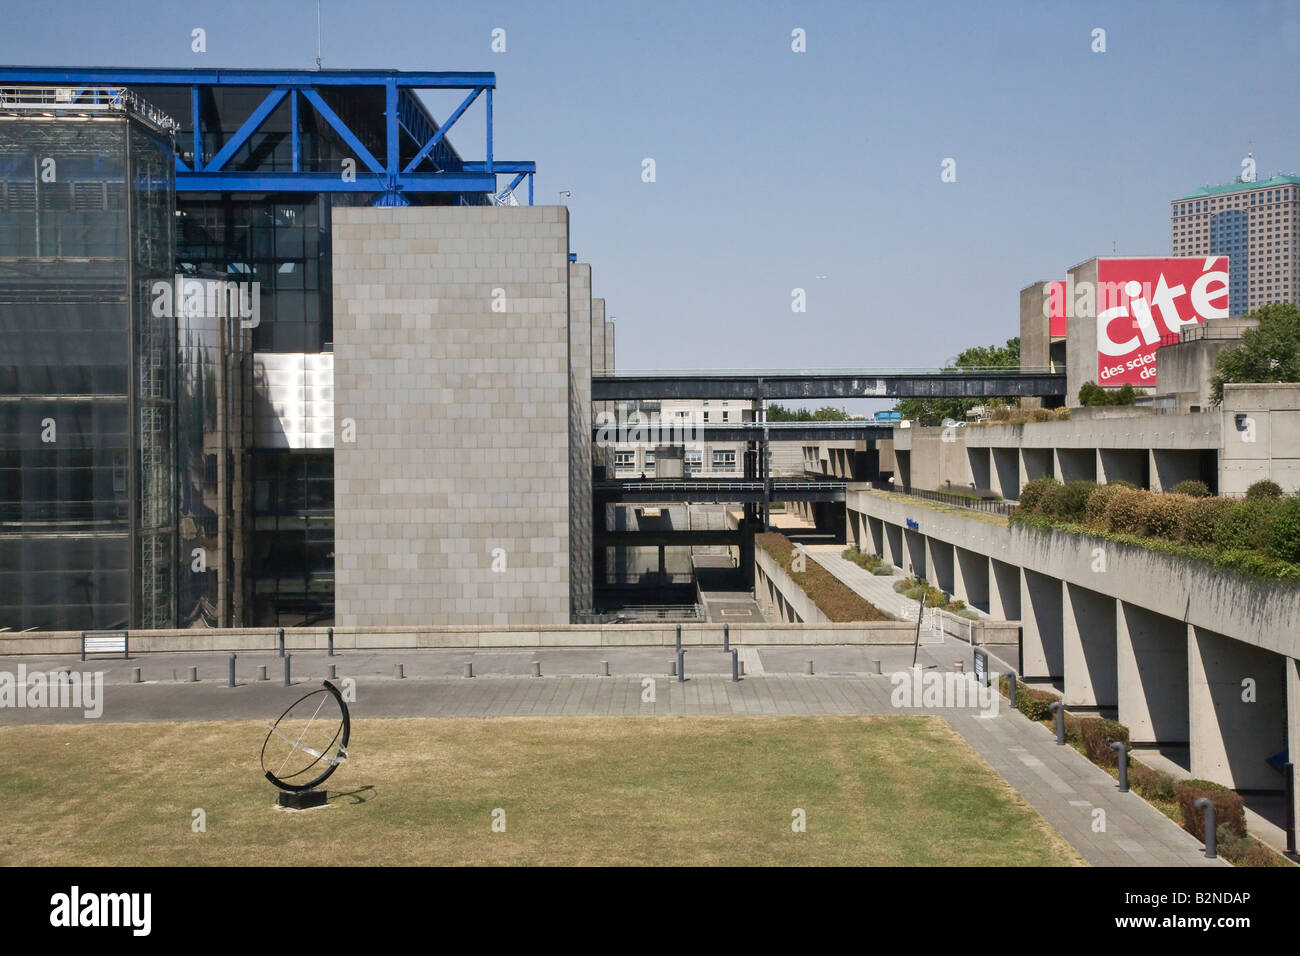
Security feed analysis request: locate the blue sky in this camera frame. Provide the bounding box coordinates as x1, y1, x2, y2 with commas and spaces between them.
3, 0, 1299, 381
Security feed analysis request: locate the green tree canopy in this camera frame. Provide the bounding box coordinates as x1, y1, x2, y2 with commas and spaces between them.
1211, 303, 1300, 404
766, 404, 860, 421
892, 337, 1020, 425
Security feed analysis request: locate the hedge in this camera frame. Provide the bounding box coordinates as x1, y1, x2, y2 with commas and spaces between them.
1179, 496, 1233, 546
1245, 479, 1283, 500
1264, 496, 1300, 563
1017, 477, 1060, 513
1212, 499, 1278, 553
1168, 479, 1210, 497
1080, 717, 1129, 766
1174, 779, 1246, 841
1103, 486, 1147, 533
1136, 492, 1195, 541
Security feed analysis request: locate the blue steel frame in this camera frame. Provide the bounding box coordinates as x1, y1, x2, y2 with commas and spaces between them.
0, 67, 536, 205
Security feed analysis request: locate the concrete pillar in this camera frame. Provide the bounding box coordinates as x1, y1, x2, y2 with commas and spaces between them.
867, 515, 885, 559
1188, 625, 1288, 791
927, 538, 954, 595
1063, 583, 1118, 709
988, 558, 1021, 621
1288, 658, 1300, 844
904, 528, 926, 579
992, 447, 1019, 499
953, 546, 989, 612
886, 522, 903, 569
1116, 601, 1188, 746
1021, 568, 1064, 681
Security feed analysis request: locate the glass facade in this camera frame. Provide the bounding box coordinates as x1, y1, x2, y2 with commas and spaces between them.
0, 113, 175, 630
250, 451, 333, 625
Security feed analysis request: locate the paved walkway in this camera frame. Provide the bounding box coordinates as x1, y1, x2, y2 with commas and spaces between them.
0, 643, 1219, 866
803, 544, 922, 619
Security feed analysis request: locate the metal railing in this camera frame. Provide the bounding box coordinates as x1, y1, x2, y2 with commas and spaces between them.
587, 604, 704, 623
0, 86, 178, 133
870, 481, 1016, 516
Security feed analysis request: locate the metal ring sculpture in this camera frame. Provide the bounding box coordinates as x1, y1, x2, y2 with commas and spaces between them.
261, 680, 350, 792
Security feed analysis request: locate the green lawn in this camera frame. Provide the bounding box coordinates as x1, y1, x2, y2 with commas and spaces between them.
0, 715, 1081, 866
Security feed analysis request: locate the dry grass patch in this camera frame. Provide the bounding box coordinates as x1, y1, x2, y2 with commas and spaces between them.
0, 715, 1081, 867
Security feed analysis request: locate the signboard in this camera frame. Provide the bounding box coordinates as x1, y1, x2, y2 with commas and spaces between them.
1095, 257, 1229, 388
973, 647, 989, 688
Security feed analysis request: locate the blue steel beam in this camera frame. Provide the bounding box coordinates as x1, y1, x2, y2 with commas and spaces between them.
298, 87, 384, 174
463, 161, 535, 173
175, 171, 496, 192
204, 87, 287, 172
0, 67, 496, 88
402, 87, 481, 173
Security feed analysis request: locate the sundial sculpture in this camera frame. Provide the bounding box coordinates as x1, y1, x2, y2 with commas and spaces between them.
261, 680, 351, 810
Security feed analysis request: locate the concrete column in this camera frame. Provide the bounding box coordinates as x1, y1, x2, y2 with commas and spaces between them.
953, 546, 989, 612
1063, 583, 1118, 709
886, 522, 903, 569
992, 447, 1019, 499
1188, 625, 1288, 791
928, 538, 954, 595
1288, 658, 1300, 843
988, 558, 1020, 621
1116, 601, 1188, 746
904, 528, 926, 579
1020, 568, 1064, 682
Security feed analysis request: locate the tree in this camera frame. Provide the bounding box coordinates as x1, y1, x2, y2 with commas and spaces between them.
1078, 381, 1136, 406
1211, 303, 1300, 405
893, 337, 1020, 425
766, 403, 860, 421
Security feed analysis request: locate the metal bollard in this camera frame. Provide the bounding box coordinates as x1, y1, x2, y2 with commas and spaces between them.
601, 660, 610, 677
675, 624, 682, 652
1050, 701, 1065, 745
278, 627, 285, 657
1008, 670, 1018, 710
328, 664, 337, 680
396, 663, 405, 679
257, 665, 268, 681
723, 623, 730, 653
327, 626, 334, 657
131, 667, 141, 684
228, 653, 236, 688
739, 660, 746, 677
187, 665, 198, 683
284, 654, 292, 686
806, 659, 814, 675
677, 648, 685, 682
532, 661, 542, 678
1194, 797, 1217, 858
1111, 741, 1129, 792
872, 659, 881, 675
731, 649, 740, 682
463, 662, 474, 678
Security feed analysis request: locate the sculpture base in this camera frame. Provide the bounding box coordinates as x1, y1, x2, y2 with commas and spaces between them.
277, 789, 328, 810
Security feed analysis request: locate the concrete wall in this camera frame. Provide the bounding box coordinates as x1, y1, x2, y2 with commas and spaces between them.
331, 206, 571, 627
1020, 280, 1051, 410
568, 263, 594, 617
1219, 383, 1300, 494
851, 487, 1300, 792
1065, 257, 1098, 405
0, 623, 932, 654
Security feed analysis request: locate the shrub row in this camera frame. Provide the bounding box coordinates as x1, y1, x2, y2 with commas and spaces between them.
1016, 478, 1300, 565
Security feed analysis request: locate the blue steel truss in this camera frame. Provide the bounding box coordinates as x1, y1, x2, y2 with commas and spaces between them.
0, 67, 536, 205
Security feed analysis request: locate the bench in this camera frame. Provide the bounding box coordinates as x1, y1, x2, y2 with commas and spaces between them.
81, 631, 129, 661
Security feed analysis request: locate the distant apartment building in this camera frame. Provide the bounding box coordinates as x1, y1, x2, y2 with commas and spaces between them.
608, 399, 750, 477
1171, 173, 1300, 316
